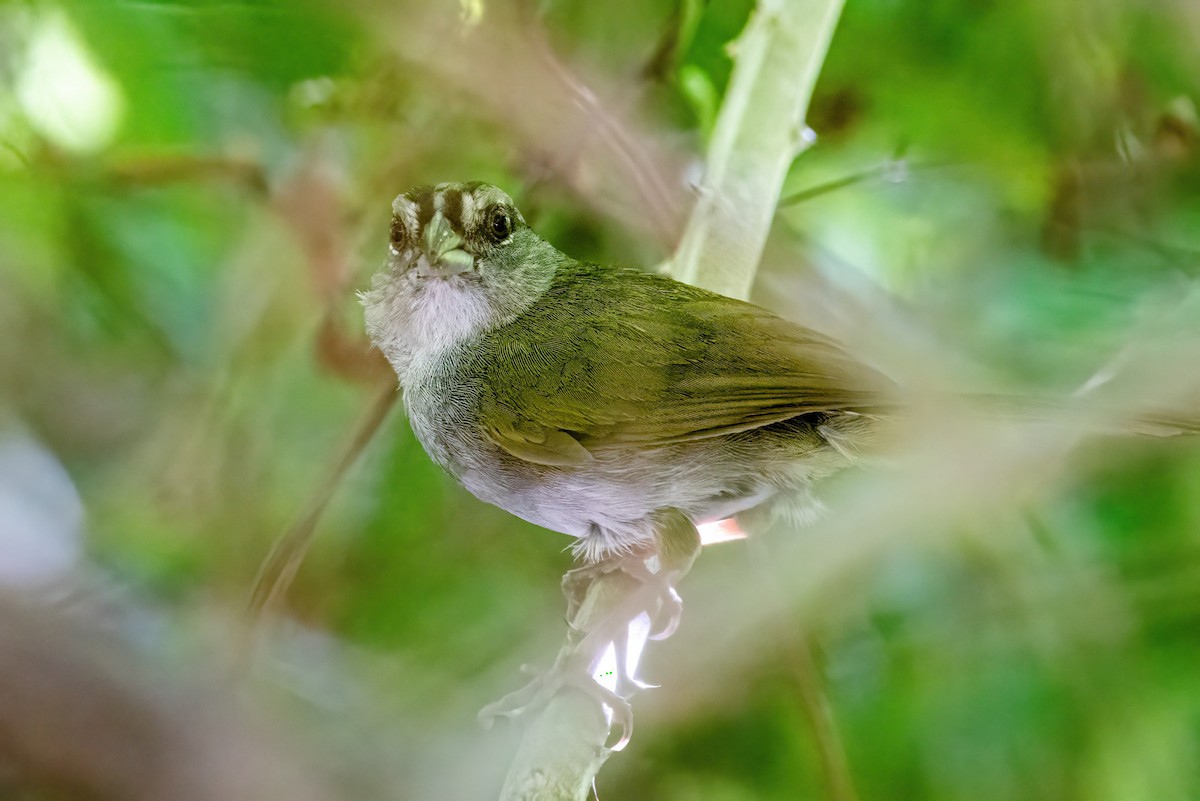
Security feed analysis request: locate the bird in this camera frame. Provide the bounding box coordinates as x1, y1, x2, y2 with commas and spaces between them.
362, 181, 892, 560
359, 180, 901, 734
360, 180, 1194, 740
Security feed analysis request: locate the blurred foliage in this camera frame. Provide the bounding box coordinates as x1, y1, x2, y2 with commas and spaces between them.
0, 0, 1198, 799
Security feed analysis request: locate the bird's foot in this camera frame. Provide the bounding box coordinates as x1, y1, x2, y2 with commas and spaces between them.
483, 510, 699, 750
562, 551, 651, 620
478, 644, 636, 750
561, 551, 683, 640
647, 581, 683, 640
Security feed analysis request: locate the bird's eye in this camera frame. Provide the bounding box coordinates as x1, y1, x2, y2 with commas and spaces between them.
487, 206, 513, 243
389, 218, 407, 253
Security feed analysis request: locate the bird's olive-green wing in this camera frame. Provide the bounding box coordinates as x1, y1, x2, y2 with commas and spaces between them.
469, 268, 891, 467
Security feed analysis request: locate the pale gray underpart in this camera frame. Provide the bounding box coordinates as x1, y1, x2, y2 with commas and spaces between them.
366, 264, 860, 561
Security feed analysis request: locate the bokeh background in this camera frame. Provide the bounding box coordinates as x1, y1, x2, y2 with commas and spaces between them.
1, 0, 1199, 799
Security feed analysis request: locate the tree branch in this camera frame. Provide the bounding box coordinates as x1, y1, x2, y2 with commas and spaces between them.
495, 570, 643, 801
670, 0, 846, 299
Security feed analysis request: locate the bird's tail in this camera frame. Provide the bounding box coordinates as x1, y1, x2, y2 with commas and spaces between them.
967, 393, 1200, 438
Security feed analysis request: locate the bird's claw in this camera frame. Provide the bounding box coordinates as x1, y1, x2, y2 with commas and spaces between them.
563, 555, 685, 642
478, 661, 636, 751
562, 555, 651, 623
648, 583, 683, 640
492, 527, 695, 752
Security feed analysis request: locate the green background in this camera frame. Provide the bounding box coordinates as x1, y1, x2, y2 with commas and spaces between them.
0, 0, 1198, 798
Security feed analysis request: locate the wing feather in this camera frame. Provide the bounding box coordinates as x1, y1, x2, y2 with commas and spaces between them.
466, 264, 890, 467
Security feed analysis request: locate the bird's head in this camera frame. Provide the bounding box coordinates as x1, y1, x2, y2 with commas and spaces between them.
363, 182, 563, 377
387, 181, 533, 279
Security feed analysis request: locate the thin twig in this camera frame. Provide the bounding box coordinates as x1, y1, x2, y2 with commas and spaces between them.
788, 635, 859, 801
748, 536, 858, 801
238, 379, 397, 670
777, 164, 888, 208
776, 156, 952, 208
0, 140, 31, 168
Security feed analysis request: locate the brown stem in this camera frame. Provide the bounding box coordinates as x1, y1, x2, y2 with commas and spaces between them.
238, 379, 397, 669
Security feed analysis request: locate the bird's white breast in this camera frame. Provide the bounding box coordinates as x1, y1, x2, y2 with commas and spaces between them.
363, 272, 493, 388
403, 279, 492, 381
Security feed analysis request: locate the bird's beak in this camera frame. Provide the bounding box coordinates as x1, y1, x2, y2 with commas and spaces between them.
414, 211, 474, 278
